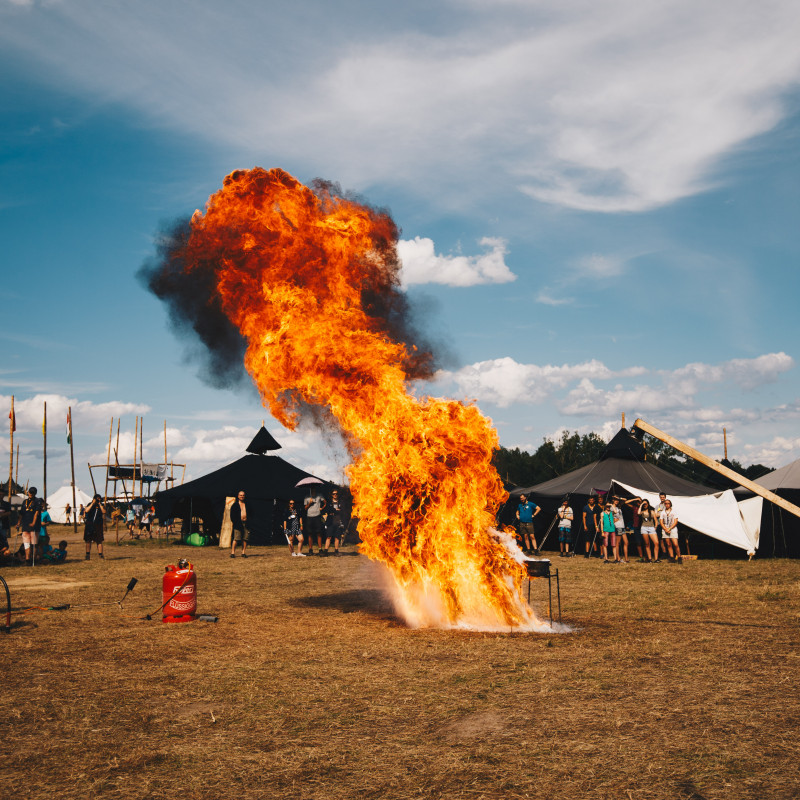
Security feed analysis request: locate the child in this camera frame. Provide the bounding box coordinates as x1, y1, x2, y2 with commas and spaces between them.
43, 539, 68, 564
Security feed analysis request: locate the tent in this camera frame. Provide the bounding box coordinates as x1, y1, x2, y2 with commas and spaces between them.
154, 427, 337, 544
734, 458, 800, 557
611, 480, 762, 556
504, 428, 715, 552
47, 486, 93, 523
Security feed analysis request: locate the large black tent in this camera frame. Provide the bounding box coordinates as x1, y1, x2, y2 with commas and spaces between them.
155, 427, 336, 544
504, 428, 713, 552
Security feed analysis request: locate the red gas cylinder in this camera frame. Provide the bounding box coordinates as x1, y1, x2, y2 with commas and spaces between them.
162, 560, 197, 623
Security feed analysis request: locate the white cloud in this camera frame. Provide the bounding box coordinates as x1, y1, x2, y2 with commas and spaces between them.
438, 357, 634, 407
672, 352, 794, 392
1, 394, 150, 433
572, 253, 625, 279
3, 1, 799, 213
397, 237, 516, 287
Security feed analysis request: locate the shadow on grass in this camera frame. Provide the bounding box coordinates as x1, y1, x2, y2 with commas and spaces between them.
295, 588, 397, 619
637, 616, 781, 629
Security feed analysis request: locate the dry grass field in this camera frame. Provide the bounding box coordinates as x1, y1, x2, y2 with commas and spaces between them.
1, 524, 799, 800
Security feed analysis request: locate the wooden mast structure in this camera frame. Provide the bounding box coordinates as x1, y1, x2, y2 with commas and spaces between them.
632, 418, 800, 520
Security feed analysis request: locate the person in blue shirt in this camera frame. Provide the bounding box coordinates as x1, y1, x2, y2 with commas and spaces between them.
516, 494, 540, 554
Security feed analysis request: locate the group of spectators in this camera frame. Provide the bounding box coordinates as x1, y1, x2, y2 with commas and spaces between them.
0, 487, 68, 566
229, 488, 351, 559
519, 491, 685, 563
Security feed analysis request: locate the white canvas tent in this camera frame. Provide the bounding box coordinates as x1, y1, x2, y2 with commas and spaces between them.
47, 485, 93, 523
612, 480, 762, 556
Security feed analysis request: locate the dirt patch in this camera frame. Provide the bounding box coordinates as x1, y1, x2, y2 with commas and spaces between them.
4, 577, 92, 591
441, 710, 507, 740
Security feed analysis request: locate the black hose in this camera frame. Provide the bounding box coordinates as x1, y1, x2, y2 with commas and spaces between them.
0, 574, 10, 633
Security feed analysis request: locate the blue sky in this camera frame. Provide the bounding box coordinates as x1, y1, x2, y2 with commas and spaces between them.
1, 0, 799, 496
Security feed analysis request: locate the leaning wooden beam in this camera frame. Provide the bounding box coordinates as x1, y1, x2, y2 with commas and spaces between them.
632, 418, 800, 520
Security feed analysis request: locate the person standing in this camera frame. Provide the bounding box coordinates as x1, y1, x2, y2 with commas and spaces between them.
611, 497, 628, 563
18, 487, 41, 566
78, 504, 86, 525
516, 494, 540, 554
624, 496, 645, 561
284, 499, 305, 557
37, 501, 52, 561
582, 496, 599, 558
659, 499, 681, 563
304, 490, 327, 556
229, 490, 250, 558
601, 503, 617, 562
656, 492, 668, 557
323, 489, 349, 556
638, 500, 659, 563
84, 493, 105, 560
557, 499, 574, 557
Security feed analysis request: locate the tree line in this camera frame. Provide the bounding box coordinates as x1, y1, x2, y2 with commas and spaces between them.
492, 430, 772, 490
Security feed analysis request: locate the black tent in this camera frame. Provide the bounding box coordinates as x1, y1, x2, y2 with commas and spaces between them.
155, 427, 336, 544
503, 428, 714, 552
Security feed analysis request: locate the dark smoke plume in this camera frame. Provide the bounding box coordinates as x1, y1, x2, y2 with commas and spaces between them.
137, 218, 252, 390
138, 175, 449, 398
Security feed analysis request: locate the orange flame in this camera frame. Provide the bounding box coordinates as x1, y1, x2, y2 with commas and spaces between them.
180, 167, 538, 629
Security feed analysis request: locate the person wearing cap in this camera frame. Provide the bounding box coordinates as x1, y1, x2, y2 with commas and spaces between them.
84, 493, 105, 560
516, 494, 540, 554
323, 489, 349, 556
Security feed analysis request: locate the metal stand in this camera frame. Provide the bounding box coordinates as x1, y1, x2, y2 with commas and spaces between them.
525, 560, 561, 625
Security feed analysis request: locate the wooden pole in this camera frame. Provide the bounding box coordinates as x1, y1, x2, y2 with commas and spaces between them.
113, 448, 129, 501
15, 444, 19, 487
621, 411, 625, 429
88, 462, 98, 495
723, 427, 728, 461
632, 418, 800, 520
68, 407, 77, 533
139, 417, 144, 498
115, 418, 121, 502
132, 416, 138, 501
104, 416, 113, 505
42, 401, 47, 505
7, 395, 13, 503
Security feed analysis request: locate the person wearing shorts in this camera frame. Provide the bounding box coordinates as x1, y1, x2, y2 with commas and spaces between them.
557, 499, 573, 557
304, 491, 327, 555
83, 494, 105, 560
611, 497, 628, 563
638, 500, 659, 562
659, 499, 681, 562
18, 487, 41, 566
229, 490, 250, 558
601, 504, 617, 562
516, 494, 540, 554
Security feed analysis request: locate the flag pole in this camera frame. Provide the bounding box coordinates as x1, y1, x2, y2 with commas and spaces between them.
68, 407, 77, 533
139, 418, 144, 498
7, 395, 13, 504
43, 401, 47, 505
104, 416, 113, 505
132, 416, 138, 501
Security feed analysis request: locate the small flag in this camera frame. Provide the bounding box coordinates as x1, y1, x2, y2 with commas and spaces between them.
66, 411, 71, 444
8, 408, 15, 433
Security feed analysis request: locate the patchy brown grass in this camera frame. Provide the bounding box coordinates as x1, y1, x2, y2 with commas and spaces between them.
1, 524, 799, 800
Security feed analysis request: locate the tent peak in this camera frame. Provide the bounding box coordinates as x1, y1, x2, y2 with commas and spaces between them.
246, 426, 282, 454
